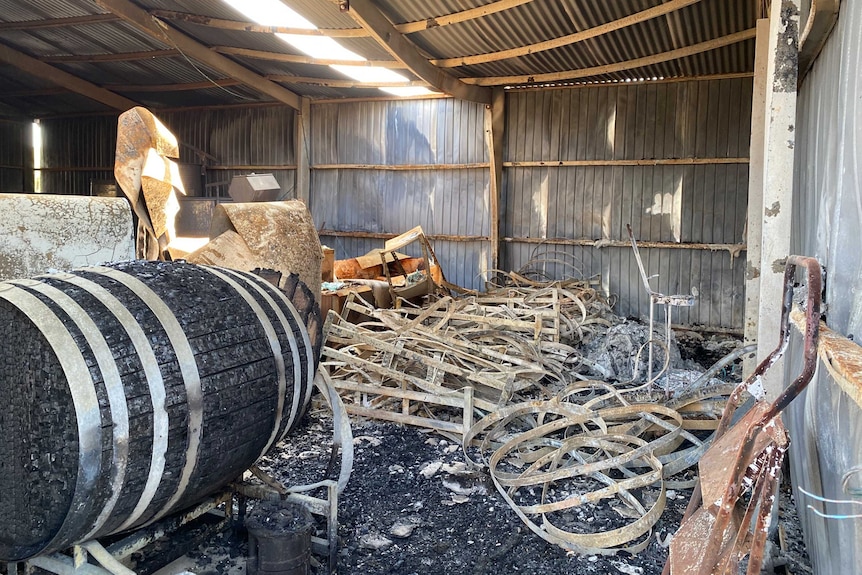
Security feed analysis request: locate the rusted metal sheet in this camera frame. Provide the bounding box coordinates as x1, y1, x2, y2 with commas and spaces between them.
667, 255, 822, 575
0, 193, 133, 281
187, 200, 323, 303
115, 106, 185, 259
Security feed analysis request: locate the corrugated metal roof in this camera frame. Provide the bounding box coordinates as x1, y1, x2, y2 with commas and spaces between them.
0, 0, 757, 118
382, 0, 756, 83
0, 0, 104, 21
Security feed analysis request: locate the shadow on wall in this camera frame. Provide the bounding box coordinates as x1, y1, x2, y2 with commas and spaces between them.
384, 108, 434, 232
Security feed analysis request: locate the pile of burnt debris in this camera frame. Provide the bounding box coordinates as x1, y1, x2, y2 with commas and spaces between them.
146, 267, 812, 575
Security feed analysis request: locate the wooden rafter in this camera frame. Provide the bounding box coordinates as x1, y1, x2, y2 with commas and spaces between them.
432, 0, 704, 67
0, 14, 119, 31
0, 42, 137, 110
103, 76, 430, 91
43, 49, 180, 63
212, 46, 404, 68
267, 75, 430, 88
92, 0, 302, 110
799, 0, 840, 78
463, 28, 757, 86
151, 9, 367, 38
0, 88, 67, 98
394, 0, 533, 34
150, 2, 532, 38
346, 0, 492, 104
103, 79, 243, 92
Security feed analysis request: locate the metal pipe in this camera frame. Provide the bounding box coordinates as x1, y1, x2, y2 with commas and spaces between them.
28, 555, 110, 575
79, 542, 135, 575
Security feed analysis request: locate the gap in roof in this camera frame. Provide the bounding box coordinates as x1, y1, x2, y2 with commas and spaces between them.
222, 0, 433, 97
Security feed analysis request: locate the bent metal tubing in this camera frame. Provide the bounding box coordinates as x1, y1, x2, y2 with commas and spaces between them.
664, 255, 822, 575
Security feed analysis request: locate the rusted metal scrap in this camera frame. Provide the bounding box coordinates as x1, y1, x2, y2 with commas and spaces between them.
114, 106, 185, 260
666, 255, 823, 575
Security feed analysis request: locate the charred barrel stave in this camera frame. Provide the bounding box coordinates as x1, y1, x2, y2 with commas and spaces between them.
0, 260, 321, 562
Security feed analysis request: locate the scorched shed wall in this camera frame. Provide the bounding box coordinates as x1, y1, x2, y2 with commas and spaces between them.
503, 78, 752, 329
40, 116, 116, 197
160, 106, 297, 199
0, 120, 31, 193
311, 98, 490, 291
38, 107, 298, 200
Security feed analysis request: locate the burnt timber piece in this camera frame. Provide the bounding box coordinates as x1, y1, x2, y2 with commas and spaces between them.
0, 260, 322, 562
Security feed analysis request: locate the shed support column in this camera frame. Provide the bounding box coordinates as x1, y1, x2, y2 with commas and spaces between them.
485, 88, 505, 285
295, 97, 311, 205
743, 18, 771, 377
756, 0, 800, 400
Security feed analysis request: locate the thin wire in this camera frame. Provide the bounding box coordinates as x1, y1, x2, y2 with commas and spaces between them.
158, 22, 257, 101
798, 485, 862, 506
799, 486, 862, 520
804, 506, 862, 520
842, 466, 862, 496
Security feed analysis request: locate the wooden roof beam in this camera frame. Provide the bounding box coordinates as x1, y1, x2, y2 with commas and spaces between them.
213, 46, 404, 68
346, 0, 492, 104
0, 88, 67, 98
93, 0, 302, 110
104, 79, 243, 92
799, 0, 840, 78
106, 76, 430, 91
0, 14, 119, 31
151, 9, 367, 38
43, 49, 180, 63
0, 42, 137, 110
152, 2, 533, 38
394, 0, 533, 34
463, 28, 757, 86
432, 0, 704, 67
267, 75, 430, 89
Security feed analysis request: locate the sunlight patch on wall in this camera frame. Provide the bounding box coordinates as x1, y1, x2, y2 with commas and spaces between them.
644, 176, 683, 242
32, 120, 42, 193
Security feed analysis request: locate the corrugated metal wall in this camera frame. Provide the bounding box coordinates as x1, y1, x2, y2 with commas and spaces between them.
39, 106, 297, 200
0, 120, 30, 193
787, 1, 862, 572
160, 106, 297, 199
503, 79, 751, 328
311, 98, 490, 290
32, 84, 752, 328
40, 115, 116, 196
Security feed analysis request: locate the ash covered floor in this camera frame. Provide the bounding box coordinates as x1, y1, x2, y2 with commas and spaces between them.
150, 408, 812, 575
147, 277, 814, 575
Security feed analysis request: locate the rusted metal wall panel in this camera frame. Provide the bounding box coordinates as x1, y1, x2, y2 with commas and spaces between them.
311, 99, 490, 290
0, 121, 30, 193
503, 78, 751, 329
787, 0, 862, 572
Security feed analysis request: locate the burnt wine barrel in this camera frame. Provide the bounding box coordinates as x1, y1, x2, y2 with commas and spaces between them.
0, 260, 322, 562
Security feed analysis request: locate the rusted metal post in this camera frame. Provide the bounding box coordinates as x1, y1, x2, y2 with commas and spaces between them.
666, 255, 822, 575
